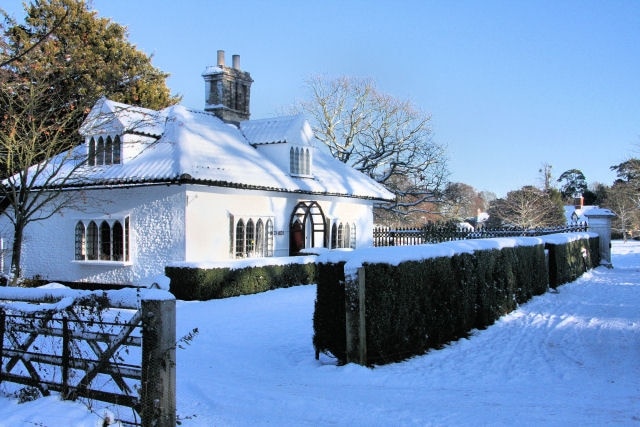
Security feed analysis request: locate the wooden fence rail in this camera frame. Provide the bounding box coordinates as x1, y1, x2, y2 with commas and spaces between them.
373, 222, 589, 247
0, 288, 175, 427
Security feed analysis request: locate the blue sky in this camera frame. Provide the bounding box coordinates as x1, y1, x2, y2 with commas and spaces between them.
4, 1, 639, 197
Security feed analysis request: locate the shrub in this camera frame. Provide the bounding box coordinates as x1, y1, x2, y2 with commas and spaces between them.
166, 261, 317, 300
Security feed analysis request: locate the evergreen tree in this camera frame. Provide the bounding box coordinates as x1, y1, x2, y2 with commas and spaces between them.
557, 169, 588, 199
1, 0, 180, 131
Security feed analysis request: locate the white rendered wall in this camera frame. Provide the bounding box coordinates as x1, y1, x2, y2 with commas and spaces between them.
14, 185, 186, 285
184, 186, 281, 261
184, 186, 376, 261
0, 183, 377, 285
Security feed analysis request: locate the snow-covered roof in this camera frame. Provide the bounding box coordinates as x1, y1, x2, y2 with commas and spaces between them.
564, 205, 603, 223
43, 99, 394, 201
240, 114, 312, 145
79, 97, 166, 137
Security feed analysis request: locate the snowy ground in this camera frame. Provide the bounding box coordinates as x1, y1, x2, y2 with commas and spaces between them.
0, 241, 639, 426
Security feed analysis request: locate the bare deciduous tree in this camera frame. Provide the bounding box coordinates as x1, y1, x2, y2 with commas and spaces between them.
297, 76, 449, 216
603, 182, 639, 240
440, 182, 484, 221
0, 78, 87, 282
487, 186, 566, 229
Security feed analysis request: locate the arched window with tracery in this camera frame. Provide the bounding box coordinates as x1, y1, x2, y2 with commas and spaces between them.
100, 221, 111, 260
304, 148, 310, 174
112, 221, 124, 261
246, 219, 255, 255
86, 221, 98, 260
256, 219, 265, 257
337, 223, 344, 248
88, 138, 96, 166
75, 222, 85, 260
74, 218, 130, 262
290, 147, 296, 174
331, 223, 338, 249
235, 219, 245, 258
343, 223, 350, 248
96, 137, 105, 165
113, 135, 121, 164
105, 136, 113, 165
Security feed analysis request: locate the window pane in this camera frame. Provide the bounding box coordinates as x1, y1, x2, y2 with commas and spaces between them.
235, 220, 245, 258
96, 137, 105, 165
100, 221, 111, 260
113, 135, 121, 164
331, 223, 337, 249
289, 148, 295, 174
246, 219, 255, 255
75, 222, 85, 260
87, 221, 98, 260
337, 223, 344, 248
88, 138, 96, 166
112, 221, 123, 261
304, 148, 310, 175
256, 219, 264, 257
105, 136, 113, 165
343, 224, 350, 249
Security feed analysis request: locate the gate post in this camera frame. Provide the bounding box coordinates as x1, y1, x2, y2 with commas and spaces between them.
141, 296, 176, 427
585, 208, 616, 267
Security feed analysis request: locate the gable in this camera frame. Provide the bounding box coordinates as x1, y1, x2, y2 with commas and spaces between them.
80, 97, 165, 138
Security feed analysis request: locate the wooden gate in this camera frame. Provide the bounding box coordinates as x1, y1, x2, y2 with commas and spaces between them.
0, 287, 175, 427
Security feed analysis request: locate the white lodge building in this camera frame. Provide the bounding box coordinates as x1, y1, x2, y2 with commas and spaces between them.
2, 51, 393, 285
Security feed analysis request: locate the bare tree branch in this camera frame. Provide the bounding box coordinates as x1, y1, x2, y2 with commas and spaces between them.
297, 76, 449, 219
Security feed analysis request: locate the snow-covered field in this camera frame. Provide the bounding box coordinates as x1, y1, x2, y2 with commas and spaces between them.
1, 240, 639, 426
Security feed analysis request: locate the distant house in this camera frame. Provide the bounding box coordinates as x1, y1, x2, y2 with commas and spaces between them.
564, 195, 598, 224
0, 51, 393, 285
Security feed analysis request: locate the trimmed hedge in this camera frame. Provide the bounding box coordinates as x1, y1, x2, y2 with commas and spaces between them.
546, 236, 600, 288
362, 244, 548, 364
166, 261, 317, 300
314, 234, 597, 366
312, 262, 347, 361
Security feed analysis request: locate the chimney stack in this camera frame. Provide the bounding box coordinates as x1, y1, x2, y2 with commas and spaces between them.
202, 50, 253, 124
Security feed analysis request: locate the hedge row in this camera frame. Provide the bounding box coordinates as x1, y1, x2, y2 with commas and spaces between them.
546, 236, 600, 288
166, 262, 317, 300
313, 234, 598, 366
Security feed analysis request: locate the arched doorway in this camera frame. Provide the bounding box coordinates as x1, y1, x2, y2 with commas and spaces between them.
289, 201, 327, 255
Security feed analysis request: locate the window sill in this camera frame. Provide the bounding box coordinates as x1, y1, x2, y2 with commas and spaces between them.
72, 260, 132, 266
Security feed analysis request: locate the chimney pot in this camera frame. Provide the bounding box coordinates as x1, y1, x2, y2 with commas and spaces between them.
217, 50, 225, 67
232, 54, 240, 70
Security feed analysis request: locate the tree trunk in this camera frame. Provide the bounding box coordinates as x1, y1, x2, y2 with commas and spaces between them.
10, 218, 24, 285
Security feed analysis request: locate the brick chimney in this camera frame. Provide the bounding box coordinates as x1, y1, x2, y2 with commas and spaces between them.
202, 50, 253, 124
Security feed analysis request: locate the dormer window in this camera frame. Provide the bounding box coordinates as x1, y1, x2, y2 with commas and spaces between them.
88, 135, 122, 166
290, 146, 312, 176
